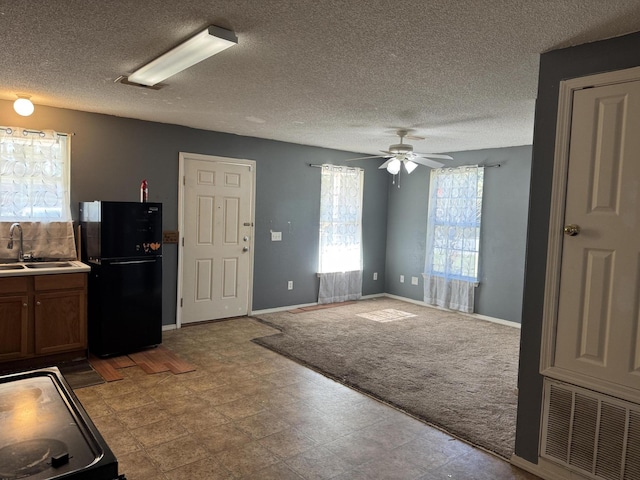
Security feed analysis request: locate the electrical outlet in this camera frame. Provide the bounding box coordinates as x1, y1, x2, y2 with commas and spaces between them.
287, 280, 293, 290
400, 275, 404, 283
373, 272, 378, 280
271, 231, 282, 241
411, 276, 419, 285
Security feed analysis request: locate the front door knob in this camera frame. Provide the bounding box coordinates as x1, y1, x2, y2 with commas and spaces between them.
563, 224, 581, 236
242, 246, 249, 252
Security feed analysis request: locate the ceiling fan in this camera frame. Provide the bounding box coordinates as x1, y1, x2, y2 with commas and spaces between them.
346, 129, 453, 174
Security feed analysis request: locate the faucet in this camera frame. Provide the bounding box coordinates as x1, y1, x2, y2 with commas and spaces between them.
7, 223, 24, 262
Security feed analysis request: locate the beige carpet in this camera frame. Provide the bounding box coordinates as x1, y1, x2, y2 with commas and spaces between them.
253, 297, 520, 459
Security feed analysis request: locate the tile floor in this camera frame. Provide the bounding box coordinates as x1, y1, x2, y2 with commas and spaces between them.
74, 317, 540, 480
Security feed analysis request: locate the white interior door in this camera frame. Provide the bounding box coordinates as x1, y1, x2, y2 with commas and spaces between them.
553, 79, 640, 392
179, 153, 254, 325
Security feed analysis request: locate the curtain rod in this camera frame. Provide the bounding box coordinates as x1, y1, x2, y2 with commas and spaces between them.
309, 164, 362, 171
1, 127, 72, 137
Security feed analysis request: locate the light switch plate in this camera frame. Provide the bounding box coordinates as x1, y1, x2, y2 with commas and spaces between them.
400, 275, 404, 283
411, 276, 419, 285
271, 231, 282, 241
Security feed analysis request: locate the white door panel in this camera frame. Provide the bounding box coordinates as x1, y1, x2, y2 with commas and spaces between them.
554, 80, 640, 390
180, 155, 254, 324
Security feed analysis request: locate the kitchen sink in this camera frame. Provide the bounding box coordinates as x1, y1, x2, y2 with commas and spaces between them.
24, 261, 74, 269
0, 260, 89, 277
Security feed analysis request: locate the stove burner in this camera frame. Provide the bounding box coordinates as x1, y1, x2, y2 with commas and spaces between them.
0, 438, 68, 478
0, 388, 42, 412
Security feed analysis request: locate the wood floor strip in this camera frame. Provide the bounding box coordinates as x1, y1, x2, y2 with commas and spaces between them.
129, 349, 170, 373
110, 356, 136, 369
136, 361, 157, 375
88, 355, 124, 382
163, 352, 196, 374
89, 346, 196, 381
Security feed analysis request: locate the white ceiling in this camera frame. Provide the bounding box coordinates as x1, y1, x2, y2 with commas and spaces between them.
2, 1, 640, 156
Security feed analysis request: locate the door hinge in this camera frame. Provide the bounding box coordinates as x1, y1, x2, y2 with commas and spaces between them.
183, 176, 186, 185
180, 298, 183, 307
182, 237, 184, 247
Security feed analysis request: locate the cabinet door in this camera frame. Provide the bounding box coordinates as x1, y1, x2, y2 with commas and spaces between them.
0, 295, 29, 360
34, 290, 87, 355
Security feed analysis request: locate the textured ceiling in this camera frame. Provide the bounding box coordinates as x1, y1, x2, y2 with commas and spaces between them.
1, 1, 640, 156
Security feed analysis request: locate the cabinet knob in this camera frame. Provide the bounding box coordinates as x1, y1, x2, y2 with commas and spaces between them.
23, 303, 28, 307
36, 301, 41, 306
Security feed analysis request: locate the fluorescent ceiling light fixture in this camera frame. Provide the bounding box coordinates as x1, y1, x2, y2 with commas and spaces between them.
14, 96, 34, 116
127, 25, 238, 86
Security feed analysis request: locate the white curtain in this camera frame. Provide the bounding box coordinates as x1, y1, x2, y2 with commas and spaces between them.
318, 270, 363, 304
318, 164, 363, 304
424, 165, 484, 313
0, 126, 71, 221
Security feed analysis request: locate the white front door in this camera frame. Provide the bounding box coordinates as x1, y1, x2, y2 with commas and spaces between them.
178, 153, 255, 325
553, 78, 640, 392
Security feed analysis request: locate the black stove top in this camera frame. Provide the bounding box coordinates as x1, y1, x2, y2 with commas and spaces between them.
0, 368, 122, 480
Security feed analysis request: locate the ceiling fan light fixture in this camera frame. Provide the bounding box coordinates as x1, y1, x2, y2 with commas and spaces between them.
404, 160, 418, 174
386, 158, 401, 175
127, 25, 238, 87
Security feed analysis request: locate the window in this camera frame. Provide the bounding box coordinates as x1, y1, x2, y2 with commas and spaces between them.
0, 127, 71, 221
318, 165, 364, 273
424, 165, 484, 312
426, 165, 484, 281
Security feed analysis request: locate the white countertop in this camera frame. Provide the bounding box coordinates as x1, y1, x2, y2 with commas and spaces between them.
0, 260, 90, 277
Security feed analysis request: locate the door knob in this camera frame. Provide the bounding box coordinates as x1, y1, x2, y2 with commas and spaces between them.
242, 246, 249, 252
563, 224, 581, 236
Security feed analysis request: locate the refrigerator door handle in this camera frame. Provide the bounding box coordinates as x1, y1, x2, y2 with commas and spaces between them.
110, 259, 158, 265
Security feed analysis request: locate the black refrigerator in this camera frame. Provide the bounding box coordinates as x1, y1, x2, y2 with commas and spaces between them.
80, 201, 162, 357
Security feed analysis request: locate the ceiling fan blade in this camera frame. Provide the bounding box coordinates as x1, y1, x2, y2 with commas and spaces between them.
405, 134, 426, 141
344, 155, 387, 161
411, 156, 445, 168
414, 152, 453, 160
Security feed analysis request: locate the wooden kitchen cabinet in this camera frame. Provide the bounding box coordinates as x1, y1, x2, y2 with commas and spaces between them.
0, 277, 29, 361
34, 274, 87, 355
0, 273, 87, 363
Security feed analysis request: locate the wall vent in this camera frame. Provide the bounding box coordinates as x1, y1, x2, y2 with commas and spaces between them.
541, 379, 640, 480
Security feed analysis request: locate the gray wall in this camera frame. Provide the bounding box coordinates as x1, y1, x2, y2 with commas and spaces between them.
515, 31, 640, 463
0, 101, 387, 324
385, 145, 532, 323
